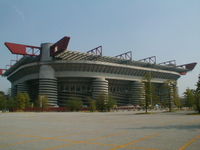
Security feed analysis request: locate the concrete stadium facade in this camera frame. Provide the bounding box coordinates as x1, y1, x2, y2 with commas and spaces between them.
4, 42, 195, 107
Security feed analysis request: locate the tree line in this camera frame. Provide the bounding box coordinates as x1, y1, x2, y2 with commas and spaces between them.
143, 72, 200, 114
142, 72, 181, 113
183, 74, 200, 113
0, 91, 116, 112
1, 74, 200, 113
60, 94, 116, 112
0, 92, 49, 112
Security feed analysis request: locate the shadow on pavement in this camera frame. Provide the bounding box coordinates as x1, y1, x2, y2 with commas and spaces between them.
123, 124, 200, 131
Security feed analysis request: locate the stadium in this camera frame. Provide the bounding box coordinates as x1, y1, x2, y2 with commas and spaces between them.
1, 36, 196, 107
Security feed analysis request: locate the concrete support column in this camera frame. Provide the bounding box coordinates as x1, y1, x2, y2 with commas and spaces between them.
39, 43, 58, 107
159, 83, 175, 108
40, 43, 52, 62
39, 78, 57, 107
159, 84, 167, 102
169, 84, 176, 108
92, 78, 108, 100
130, 81, 145, 105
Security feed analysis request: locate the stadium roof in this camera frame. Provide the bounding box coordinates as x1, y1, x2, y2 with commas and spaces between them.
3, 49, 191, 76
55, 50, 188, 73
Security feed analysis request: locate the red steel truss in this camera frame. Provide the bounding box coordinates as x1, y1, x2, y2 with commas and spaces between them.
4, 42, 40, 56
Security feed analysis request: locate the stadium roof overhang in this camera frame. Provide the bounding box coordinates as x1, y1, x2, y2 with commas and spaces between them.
55, 50, 195, 74
2, 36, 197, 77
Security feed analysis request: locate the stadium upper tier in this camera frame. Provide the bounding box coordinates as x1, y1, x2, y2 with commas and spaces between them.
4, 49, 189, 77
55, 50, 188, 73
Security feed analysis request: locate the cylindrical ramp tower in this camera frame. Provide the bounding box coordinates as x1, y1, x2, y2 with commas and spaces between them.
92, 78, 108, 100
17, 82, 28, 93
39, 77, 57, 106
39, 43, 58, 107
159, 83, 175, 108
130, 81, 145, 105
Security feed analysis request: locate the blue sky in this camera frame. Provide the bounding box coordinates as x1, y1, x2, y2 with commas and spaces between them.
0, 0, 200, 95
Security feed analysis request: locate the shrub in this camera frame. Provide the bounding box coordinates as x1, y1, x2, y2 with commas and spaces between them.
106, 95, 117, 111
96, 94, 116, 112
88, 97, 96, 112
66, 97, 83, 111
39, 95, 49, 109
96, 94, 107, 112
0, 92, 6, 111
16, 92, 30, 110
7, 97, 17, 111
34, 95, 49, 109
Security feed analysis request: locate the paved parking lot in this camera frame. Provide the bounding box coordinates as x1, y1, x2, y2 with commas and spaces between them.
0, 111, 200, 150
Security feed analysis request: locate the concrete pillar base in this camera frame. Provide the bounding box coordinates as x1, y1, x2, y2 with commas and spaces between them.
39, 78, 58, 107
130, 81, 145, 105
92, 78, 108, 100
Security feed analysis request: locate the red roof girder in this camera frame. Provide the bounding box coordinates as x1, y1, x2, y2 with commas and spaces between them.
4, 42, 40, 56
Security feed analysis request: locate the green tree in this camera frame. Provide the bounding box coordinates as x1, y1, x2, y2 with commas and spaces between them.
194, 93, 200, 113
195, 74, 200, 113
24, 93, 31, 108
0, 91, 5, 96
106, 95, 117, 111
7, 97, 17, 111
172, 83, 182, 109
151, 84, 160, 106
66, 97, 83, 111
163, 80, 176, 112
184, 88, 195, 109
95, 94, 117, 112
37, 95, 49, 109
16, 92, 30, 110
96, 94, 107, 112
16, 93, 25, 110
174, 94, 182, 109
0, 91, 7, 112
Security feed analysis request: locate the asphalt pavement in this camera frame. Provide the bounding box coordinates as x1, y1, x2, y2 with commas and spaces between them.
0, 111, 200, 150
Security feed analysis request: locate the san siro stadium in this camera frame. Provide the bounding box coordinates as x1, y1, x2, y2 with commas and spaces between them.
2, 36, 196, 107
